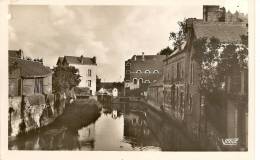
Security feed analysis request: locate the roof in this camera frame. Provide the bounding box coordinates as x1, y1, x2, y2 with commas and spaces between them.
100, 82, 124, 89
63, 56, 96, 65
164, 41, 187, 61
193, 21, 248, 43
130, 55, 165, 61
9, 57, 52, 78
126, 54, 165, 72
9, 50, 22, 59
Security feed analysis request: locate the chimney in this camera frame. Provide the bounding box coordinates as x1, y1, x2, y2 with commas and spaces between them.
80, 55, 84, 64
142, 52, 145, 61
203, 5, 221, 22
134, 55, 137, 61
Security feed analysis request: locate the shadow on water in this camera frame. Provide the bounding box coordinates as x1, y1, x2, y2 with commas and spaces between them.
9, 100, 101, 150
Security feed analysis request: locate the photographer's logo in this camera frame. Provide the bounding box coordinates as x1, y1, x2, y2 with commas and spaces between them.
221, 138, 239, 145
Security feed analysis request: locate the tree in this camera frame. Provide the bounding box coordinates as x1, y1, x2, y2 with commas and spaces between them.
158, 46, 174, 56
192, 35, 248, 98
52, 66, 81, 93
169, 19, 186, 50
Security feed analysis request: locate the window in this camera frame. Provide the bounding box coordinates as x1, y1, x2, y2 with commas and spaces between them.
177, 62, 181, 79
153, 70, 159, 74
171, 66, 174, 81
126, 70, 130, 74
145, 70, 150, 74
88, 80, 91, 87
144, 80, 150, 83
133, 78, 138, 84
189, 94, 193, 111
126, 62, 131, 66
88, 69, 92, 77
136, 70, 142, 73
139, 78, 143, 84
34, 78, 43, 94
190, 62, 194, 84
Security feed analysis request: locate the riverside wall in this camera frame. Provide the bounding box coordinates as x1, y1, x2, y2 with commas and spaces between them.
8, 93, 66, 137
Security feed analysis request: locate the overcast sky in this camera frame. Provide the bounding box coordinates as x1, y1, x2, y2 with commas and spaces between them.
8, 0, 248, 82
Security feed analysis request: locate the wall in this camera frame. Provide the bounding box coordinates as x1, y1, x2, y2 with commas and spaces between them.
43, 75, 52, 94
226, 100, 238, 138
70, 64, 97, 95
8, 93, 66, 137
9, 79, 20, 97
22, 79, 35, 95
9, 97, 22, 136
9, 67, 21, 97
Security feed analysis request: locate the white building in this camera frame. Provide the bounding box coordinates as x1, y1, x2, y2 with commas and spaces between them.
112, 88, 118, 97
57, 55, 97, 95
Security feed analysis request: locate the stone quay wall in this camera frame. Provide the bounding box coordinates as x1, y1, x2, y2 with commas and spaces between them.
8, 93, 66, 137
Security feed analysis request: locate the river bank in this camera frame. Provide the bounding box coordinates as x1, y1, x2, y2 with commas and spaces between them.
9, 99, 101, 150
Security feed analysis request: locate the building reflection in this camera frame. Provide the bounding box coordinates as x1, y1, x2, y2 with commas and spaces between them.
123, 110, 160, 149
77, 123, 95, 150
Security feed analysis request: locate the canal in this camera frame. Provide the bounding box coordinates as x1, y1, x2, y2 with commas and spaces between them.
9, 100, 198, 151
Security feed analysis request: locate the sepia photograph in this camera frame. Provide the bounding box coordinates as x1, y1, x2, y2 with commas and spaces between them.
4, 0, 252, 154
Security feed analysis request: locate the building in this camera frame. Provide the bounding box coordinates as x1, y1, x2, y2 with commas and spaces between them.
9, 50, 52, 97
97, 82, 124, 97
124, 52, 165, 95
147, 5, 248, 150
57, 55, 97, 95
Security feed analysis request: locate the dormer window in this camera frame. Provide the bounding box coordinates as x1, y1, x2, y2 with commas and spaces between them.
126, 62, 131, 66
153, 70, 159, 74
144, 70, 150, 74
136, 70, 142, 73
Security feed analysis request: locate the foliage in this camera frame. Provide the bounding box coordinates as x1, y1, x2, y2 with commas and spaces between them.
169, 19, 186, 50
52, 66, 81, 93
192, 35, 248, 95
158, 46, 174, 56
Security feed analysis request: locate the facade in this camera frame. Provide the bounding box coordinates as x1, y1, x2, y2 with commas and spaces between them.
57, 55, 97, 95
147, 5, 248, 150
124, 52, 165, 91
9, 50, 52, 97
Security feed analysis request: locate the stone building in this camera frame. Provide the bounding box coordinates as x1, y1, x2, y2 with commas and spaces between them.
9, 50, 52, 97
124, 52, 165, 96
57, 55, 97, 95
8, 50, 64, 137
147, 5, 248, 150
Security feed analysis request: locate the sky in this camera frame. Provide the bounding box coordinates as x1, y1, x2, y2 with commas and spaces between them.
8, 0, 248, 82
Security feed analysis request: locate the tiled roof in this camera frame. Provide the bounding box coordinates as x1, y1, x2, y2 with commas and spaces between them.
9, 57, 52, 78
128, 55, 165, 72
63, 56, 96, 65
193, 21, 248, 43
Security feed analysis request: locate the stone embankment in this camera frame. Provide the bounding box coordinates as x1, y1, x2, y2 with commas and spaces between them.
8, 93, 66, 137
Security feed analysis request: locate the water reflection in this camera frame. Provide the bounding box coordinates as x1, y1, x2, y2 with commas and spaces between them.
9, 101, 198, 151
9, 102, 161, 151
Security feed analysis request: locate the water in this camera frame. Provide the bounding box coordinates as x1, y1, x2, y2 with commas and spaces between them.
9, 101, 195, 151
